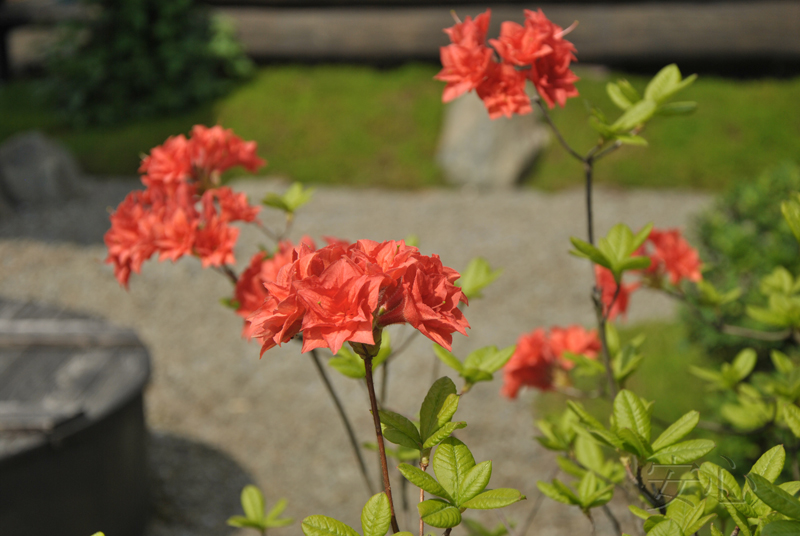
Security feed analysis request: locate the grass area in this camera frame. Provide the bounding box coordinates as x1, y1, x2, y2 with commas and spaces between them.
2, 64, 798, 189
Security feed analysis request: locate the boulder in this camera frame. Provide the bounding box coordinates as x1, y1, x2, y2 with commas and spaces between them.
0, 131, 86, 208
436, 91, 549, 189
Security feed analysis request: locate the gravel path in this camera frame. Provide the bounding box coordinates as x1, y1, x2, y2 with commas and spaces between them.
0, 177, 711, 536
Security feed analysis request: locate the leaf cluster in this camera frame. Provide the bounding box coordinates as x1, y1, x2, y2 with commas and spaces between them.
399, 438, 525, 529
456, 258, 503, 300
330, 333, 391, 379
433, 345, 515, 392
263, 182, 315, 214
570, 223, 653, 282
302, 493, 413, 536
228, 485, 293, 533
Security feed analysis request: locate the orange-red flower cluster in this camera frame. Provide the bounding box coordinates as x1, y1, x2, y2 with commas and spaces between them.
502, 325, 600, 398
595, 265, 639, 321
105, 125, 265, 287
246, 239, 469, 356
436, 9, 579, 118
640, 228, 703, 285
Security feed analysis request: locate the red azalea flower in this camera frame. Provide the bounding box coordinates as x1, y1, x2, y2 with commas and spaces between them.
104, 190, 158, 287
595, 265, 638, 321
443, 10, 491, 48
247, 240, 470, 356
523, 9, 579, 109
502, 329, 556, 397
476, 62, 533, 119
436, 43, 495, 103
548, 325, 601, 370
489, 20, 552, 67
644, 228, 702, 285
210, 186, 261, 223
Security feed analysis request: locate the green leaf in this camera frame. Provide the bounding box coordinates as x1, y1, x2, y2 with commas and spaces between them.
722, 502, 752, 536
398, 464, 453, 502
459, 461, 492, 504
362, 493, 392, 536
614, 389, 651, 442
644, 64, 681, 103
433, 346, 463, 374
685, 513, 716, 535
423, 421, 467, 449
747, 473, 800, 520
783, 403, 800, 438
569, 237, 612, 269
418, 499, 461, 528
617, 79, 641, 103
568, 400, 606, 431
731, 349, 757, 381
611, 99, 657, 132
241, 485, 265, 523
750, 445, 786, 483
656, 101, 697, 116
436, 394, 460, 427
263, 193, 289, 211
539, 479, 580, 505
651, 411, 700, 451
463, 345, 515, 375
420, 378, 458, 441
574, 434, 605, 473
433, 438, 476, 504
302, 515, 359, 536
329, 347, 367, 379
763, 520, 800, 536
589, 115, 616, 138
629, 504, 652, 520
383, 427, 422, 451
772, 350, 795, 374
782, 195, 800, 244
710, 524, 724, 536
456, 258, 503, 299
557, 456, 587, 479
647, 518, 683, 536
618, 428, 649, 458
461, 489, 526, 510
607, 82, 633, 110
699, 462, 741, 501
649, 439, 715, 464
282, 182, 315, 212
379, 410, 422, 447
265, 498, 293, 527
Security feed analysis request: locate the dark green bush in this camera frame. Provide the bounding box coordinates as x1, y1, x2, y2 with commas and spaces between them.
45, 0, 253, 127
685, 161, 800, 360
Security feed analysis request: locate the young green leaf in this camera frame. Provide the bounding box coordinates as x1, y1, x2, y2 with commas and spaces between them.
656, 101, 697, 116
747, 473, 800, 520
651, 410, 700, 451
607, 82, 633, 110
750, 445, 786, 484
613, 389, 651, 442
721, 502, 752, 536
614, 134, 649, 147
422, 421, 467, 449
459, 460, 492, 504
537, 480, 580, 505
610, 99, 657, 132
763, 520, 800, 536
699, 462, 741, 501
420, 377, 458, 441
302, 516, 359, 536
629, 504, 652, 520
379, 410, 422, 448
241, 485, 266, 524
418, 499, 462, 528
783, 403, 800, 438
456, 257, 503, 299
772, 350, 795, 374
398, 463, 453, 502
361, 493, 392, 536
265, 498, 293, 527
649, 439, 715, 464
731, 349, 757, 381
618, 428, 650, 459
782, 194, 800, 244
433, 438, 476, 505
569, 237, 612, 269
647, 518, 684, 536
461, 489, 526, 510
463, 345, 516, 375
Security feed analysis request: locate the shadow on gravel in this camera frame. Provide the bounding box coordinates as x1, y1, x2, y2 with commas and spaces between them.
0, 179, 139, 245
146, 431, 255, 536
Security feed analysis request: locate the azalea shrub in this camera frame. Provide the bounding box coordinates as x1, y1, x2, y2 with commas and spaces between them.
103, 7, 800, 536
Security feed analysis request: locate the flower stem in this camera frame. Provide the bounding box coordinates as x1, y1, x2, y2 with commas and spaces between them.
309, 349, 375, 495
364, 355, 401, 533
419, 460, 429, 536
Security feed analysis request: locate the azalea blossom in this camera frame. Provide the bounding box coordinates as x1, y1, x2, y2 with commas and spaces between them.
642, 228, 702, 285
502, 325, 600, 398
105, 125, 265, 287
436, 8, 579, 116
595, 266, 638, 321
246, 239, 469, 356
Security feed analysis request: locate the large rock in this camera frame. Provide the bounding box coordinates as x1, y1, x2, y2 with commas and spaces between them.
0, 131, 85, 207
436, 91, 549, 188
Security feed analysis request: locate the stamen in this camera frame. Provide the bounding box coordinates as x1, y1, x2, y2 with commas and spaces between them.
557, 20, 579, 38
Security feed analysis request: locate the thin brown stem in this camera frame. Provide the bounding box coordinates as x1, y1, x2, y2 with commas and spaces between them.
535, 98, 584, 162
443, 529, 452, 536
731, 528, 740, 536
309, 349, 375, 495
594, 291, 619, 399
254, 220, 280, 244
365, 355, 400, 533
218, 264, 238, 284
602, 505, 623, 536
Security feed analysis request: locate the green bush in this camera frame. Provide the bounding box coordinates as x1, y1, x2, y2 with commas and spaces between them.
684, 161, 800, 359
45, 0, 253, 127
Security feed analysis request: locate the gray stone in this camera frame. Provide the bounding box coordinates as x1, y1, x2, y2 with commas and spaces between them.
0, 131, 86, 207
436, 91, 549, 188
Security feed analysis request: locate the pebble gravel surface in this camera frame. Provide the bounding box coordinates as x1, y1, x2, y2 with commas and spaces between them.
0, 177, 711, 536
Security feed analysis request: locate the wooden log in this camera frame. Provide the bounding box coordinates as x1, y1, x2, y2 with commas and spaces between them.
215, 1, 800, 62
